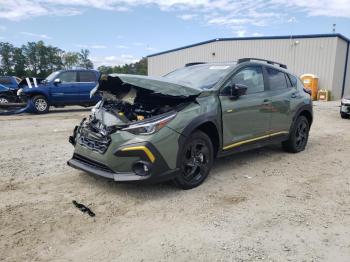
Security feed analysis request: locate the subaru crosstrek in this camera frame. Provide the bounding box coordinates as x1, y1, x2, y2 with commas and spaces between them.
68, 58, 313, 189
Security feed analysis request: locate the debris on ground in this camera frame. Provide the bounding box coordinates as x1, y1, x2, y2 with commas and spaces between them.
72, 200, 95, 217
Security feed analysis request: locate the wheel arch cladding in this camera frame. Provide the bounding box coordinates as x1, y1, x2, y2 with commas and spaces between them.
177, 113, 221, 169
299, 110, 312, 126
196, 122, 220, 157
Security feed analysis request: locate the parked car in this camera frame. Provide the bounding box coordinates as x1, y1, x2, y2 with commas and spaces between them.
18, 69, 101, 113
340, 96, 350, 119
0, 83, 20, 104
0, 76, 21, 90
68, 58, 313, 189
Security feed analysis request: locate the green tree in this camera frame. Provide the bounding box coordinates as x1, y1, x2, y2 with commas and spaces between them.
97, 57, 147, 75
23, 42, 39, 75
0, 42, 14, 75
12, 47, 26, 77
79, 49, 93, 69
62, 52, 80, 69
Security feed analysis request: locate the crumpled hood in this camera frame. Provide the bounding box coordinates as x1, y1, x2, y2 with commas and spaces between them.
91, 74, 202, 98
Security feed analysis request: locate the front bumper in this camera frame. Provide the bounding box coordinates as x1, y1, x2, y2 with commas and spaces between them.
340, 103, 350, 115
67, 153, 179, 183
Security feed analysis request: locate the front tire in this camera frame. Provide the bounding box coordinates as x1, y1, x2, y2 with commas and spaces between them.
282, 115, 310, 153
175, 131, 213, 189
32, 95, 49, 114
0, 95, 9, 104
340, 111, 349, 119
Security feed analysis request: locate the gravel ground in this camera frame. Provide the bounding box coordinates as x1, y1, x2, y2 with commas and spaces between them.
0, 102, 350, 262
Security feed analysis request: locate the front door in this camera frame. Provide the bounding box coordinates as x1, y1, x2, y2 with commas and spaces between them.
220, 65, 271, 150
50, 71, 79, 104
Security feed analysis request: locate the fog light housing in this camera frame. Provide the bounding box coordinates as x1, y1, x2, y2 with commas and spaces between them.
132, 161, 152, 176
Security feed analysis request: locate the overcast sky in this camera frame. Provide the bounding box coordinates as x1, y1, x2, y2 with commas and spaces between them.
0, 0, 350, 68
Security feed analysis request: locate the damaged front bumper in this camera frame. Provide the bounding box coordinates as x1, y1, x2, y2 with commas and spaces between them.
67, 153, 179, 183
67, 116, 181, 183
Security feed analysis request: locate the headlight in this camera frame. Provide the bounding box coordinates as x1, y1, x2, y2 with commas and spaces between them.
91, 100, 102, 114
17, 88, 23, 96
122, 113, 176, 135
341, 98, 350, 104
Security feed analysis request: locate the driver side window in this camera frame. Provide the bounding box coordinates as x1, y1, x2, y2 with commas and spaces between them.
230, 66, 264, 95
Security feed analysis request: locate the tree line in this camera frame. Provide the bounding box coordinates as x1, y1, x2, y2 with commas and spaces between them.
0, 41, 148, 78
0, 41, 94, 78
97, 58, 147, 75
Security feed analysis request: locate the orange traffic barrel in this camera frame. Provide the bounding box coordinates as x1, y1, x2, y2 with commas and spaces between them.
300, 74, 319, 100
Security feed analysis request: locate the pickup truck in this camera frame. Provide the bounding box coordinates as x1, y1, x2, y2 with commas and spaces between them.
19, 69, 101, 113
0, 76, 22, 89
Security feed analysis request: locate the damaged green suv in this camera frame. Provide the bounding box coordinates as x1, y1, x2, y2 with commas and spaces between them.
68, 58, 313, 189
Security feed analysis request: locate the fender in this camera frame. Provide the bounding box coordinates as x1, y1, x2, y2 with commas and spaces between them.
23, 89, 51, 103
176, 111, 222, 168
292, 103, 313, 125
287, 103, 313, 137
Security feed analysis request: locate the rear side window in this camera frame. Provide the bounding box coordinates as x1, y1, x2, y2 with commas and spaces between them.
230, 66, 265, 94
79, 71, 96, 82
0, 77, 11, 85
288, 74, 297, 87
266, 67, 288, 90
59, 72, 77, 83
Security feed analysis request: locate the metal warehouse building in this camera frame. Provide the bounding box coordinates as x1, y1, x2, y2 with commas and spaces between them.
147, 34, 350, 99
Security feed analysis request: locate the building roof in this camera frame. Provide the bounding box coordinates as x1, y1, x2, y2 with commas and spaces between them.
147, 33, 350, 58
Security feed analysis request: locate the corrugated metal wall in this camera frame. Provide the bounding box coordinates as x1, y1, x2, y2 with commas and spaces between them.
148, 36, 348, 99
343, 43, 350, 97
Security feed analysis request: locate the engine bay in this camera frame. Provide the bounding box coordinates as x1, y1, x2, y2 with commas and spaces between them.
99, 84, 191, 122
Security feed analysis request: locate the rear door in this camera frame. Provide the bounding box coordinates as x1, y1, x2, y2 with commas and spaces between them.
264, 67, 296, 134
77, 71, 98, 104
50, 71, 79, 105
219, 65, 271, 150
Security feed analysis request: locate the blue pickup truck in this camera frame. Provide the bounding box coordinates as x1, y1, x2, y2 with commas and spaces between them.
0, 76, 22, 89
19, 69, 101, 113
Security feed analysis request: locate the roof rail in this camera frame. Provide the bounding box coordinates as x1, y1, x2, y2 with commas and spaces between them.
185, 62, 206, 67
237, 58, 287, 69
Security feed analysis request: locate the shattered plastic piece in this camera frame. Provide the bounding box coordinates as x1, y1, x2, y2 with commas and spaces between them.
72, 200, 95, 217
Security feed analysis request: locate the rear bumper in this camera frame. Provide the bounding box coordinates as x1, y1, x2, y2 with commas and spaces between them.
67, 156, 179, 183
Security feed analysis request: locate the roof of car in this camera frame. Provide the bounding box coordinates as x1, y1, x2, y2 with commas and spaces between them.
185, 60, 290, 73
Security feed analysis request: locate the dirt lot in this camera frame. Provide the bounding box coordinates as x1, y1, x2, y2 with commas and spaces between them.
0, 102, 349, 262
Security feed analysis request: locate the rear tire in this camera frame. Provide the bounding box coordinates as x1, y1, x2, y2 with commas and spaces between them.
32, 95, 49, 114
174, 131, 213, 190
340, 111, 349, 119
282, 115, 310, 153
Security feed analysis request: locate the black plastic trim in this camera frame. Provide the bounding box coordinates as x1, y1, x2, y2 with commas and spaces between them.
68, 158, 179, 183
114, 141, 170, 175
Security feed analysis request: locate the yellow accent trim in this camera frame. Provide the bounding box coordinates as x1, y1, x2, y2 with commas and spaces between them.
121, 146, 156, 163
223, 131, 289, 150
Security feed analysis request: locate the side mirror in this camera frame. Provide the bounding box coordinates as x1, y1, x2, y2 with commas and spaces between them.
227, 84, 248, 98
54, 78, 61, 85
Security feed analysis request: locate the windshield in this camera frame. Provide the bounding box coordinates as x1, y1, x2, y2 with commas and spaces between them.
164, 64, 234, 90
45, 71, 59, 82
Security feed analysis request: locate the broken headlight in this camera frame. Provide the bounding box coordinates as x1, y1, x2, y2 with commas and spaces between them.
122, 113, 176, 135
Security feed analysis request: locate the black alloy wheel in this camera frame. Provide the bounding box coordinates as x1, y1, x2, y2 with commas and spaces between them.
175, 131, 213, 189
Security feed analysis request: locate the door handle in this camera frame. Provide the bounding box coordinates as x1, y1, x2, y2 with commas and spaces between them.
291, 92, 298, 98
263, 99, 270, 104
